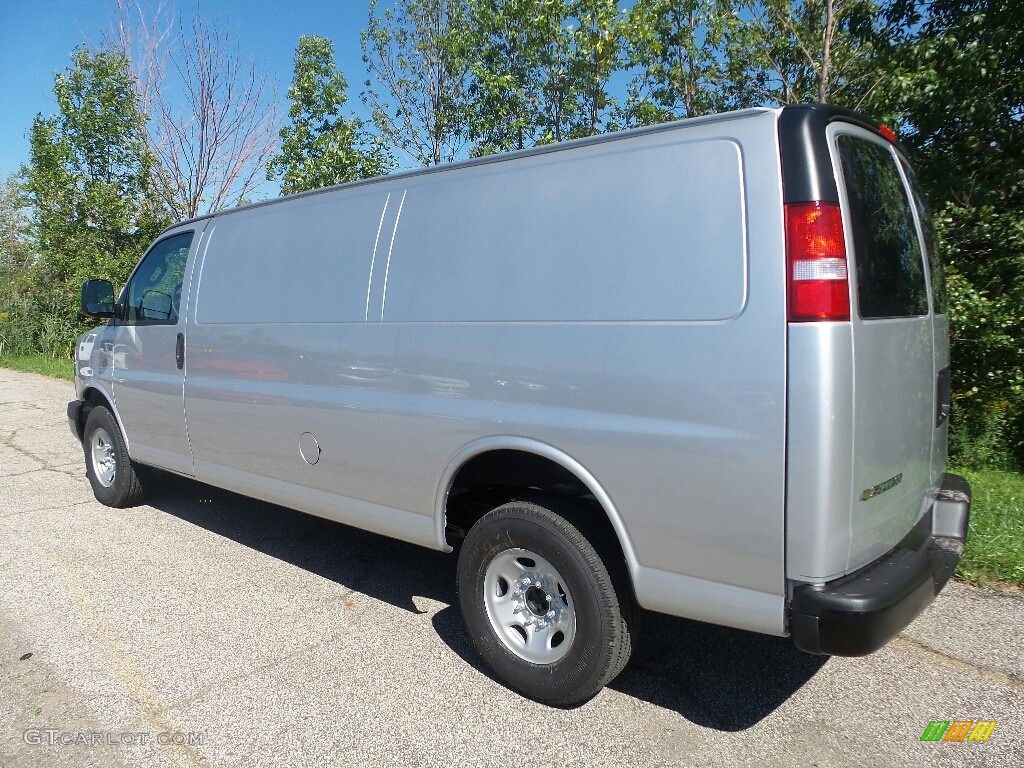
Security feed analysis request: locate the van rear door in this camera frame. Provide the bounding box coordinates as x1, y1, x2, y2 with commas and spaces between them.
830, 125, 942, 570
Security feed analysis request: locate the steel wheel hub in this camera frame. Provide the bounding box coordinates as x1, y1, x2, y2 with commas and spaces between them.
483, 548, 576, 664
90, 428, 117, 488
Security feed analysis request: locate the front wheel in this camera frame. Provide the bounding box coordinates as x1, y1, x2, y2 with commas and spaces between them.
83, 405, 148, 508
457, 499, 635, 706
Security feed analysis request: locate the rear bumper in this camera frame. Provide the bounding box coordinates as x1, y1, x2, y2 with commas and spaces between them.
790, 472, 971, 656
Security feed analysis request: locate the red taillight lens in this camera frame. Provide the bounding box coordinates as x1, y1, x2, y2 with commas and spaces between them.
878, 124, 897, 142
785, 201, 850, 322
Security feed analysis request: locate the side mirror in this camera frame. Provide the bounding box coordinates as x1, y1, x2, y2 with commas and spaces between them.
81, 279, 115, 318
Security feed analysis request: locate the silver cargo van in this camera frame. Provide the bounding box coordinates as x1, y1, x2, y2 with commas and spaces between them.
69, 104, 971, 706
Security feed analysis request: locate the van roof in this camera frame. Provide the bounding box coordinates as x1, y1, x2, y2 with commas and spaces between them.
160, 104, 900, 237
778, 104, 909, 204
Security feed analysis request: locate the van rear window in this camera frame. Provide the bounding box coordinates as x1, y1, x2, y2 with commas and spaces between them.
837, 136, 928, 319
902, 159, 947, 314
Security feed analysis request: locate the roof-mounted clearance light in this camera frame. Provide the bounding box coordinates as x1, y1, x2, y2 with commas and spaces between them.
878, 124, 897, 142
785, 201, 851, 322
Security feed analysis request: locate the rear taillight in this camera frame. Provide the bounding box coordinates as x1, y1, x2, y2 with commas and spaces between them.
785, 201, 850, 322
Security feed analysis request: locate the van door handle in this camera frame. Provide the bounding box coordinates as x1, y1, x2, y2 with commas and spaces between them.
176, 333, 185, 370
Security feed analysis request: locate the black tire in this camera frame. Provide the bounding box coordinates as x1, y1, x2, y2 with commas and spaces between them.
457, 499, 635, 706
82, 405, 148, 508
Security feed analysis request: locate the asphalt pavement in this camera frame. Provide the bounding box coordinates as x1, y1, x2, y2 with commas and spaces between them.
1, 367, 1021, 767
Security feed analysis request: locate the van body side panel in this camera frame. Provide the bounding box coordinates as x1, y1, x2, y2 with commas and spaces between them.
183, 322, 306, 481
191, 192, 387, 325
349, 113, 787, 632
303, 320, 787, 592
178, 110, 788, 634
184, 191, 391, 506
380, 140, 747, 322
192, 458, 438, 549
632, 567, 784, 634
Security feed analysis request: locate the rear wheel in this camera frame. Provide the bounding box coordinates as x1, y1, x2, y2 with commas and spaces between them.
83, 406, 148, 507
457, 499, 635, 706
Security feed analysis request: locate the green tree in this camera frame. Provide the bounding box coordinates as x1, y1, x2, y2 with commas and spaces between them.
362, 0, 473, 166
568, 0, 625, 136
528, 1, 586, 144
869, 0, 1024, 467
18, 46, 166, 356
465, 0, 625, 154
729, 0, 880, 106
622, 0, 741, 124
0, 175, 35, 354
269, 35, 393, 194
464, 0, 567, 153
0, 175, 30, 276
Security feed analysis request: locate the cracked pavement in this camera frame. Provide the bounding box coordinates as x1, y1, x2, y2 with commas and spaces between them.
0, 367, 1022, 767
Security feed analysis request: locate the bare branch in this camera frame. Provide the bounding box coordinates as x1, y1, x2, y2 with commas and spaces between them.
109, 2, 278, 218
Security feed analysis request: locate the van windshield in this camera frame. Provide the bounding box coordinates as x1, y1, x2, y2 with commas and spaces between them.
837, 136, 929, 319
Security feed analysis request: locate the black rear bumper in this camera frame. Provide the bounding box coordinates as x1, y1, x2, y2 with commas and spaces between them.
790, 473, 971, 656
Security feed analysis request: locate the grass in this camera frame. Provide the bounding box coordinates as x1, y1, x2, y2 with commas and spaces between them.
954, 467, 1024, 588
0, 353, 74, 381
2, 352, 1021, 587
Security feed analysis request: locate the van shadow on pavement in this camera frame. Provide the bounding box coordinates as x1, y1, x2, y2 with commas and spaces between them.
147, 475, 827, 730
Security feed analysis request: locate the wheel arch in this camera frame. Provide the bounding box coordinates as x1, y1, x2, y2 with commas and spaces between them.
79, 385, 131, 454
434, 437, 639, 577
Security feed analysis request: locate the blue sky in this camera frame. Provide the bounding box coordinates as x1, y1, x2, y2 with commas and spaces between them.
0, 0, 375, 182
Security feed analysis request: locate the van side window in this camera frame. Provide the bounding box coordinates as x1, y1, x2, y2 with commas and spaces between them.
124, 233, 193, 325
837, 137, 928, 319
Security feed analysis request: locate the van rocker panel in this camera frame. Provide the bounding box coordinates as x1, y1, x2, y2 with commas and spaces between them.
790, 473, 970, 656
